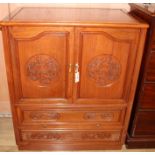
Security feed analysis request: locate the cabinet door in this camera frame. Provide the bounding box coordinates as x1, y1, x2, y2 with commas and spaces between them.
9, 27, 74, 104
74, 27, 140, 104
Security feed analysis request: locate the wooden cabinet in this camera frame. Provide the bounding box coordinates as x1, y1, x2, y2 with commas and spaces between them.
126, 4, 155, 148
0, 7, 148, 150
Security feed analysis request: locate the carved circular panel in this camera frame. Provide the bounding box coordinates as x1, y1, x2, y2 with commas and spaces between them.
26, 54, 59, 85
87, 54, 121, 86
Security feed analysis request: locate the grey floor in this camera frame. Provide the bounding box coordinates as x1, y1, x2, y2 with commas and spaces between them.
0, 117, 155, 152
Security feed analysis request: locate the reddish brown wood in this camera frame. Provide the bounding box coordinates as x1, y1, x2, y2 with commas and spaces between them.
133, 111, 155, 136
146, 51, 155, 81
126, 4, 155, 149
0, 7, 148, 150
139, 84, 155, 109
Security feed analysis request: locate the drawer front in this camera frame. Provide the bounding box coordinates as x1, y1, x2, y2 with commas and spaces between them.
145, 51, 155, 82
16, 106, 125, 126
139, 84, 155, 109
133, 111, 155, 137
20, 130, 121, 143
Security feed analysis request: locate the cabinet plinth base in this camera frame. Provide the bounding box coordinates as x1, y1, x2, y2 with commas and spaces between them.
18, 143, 122, 151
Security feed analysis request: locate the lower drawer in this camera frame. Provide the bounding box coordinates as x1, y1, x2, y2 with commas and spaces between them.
133, 111, 155, 136
20, 130, 121, 143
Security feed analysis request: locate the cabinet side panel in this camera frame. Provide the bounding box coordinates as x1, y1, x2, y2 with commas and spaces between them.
1, 26, 20, 144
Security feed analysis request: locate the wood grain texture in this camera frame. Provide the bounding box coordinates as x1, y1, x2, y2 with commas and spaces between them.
9, 26, 74, 102
0, 7, 148, 150
0, 7, 148, 28
73, 27, 141, 102
139, 84, 155, 109
132, 111, 155, 136
20, 130, 121, 142
16, 105, 125, 128
145, 51, 155, 81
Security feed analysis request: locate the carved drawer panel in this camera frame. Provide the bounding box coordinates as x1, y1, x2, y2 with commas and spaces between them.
20, 130, 121, 143
16, 106, 125, 126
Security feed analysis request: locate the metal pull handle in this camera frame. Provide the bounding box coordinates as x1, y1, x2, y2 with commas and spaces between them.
75, 63, 80, 83
75, 63, 79, 73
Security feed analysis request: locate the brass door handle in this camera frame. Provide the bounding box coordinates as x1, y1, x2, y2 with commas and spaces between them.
75, 63, 79, 73
75, 63, 80, 83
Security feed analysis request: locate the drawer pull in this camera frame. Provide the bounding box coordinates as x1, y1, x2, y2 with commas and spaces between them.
75, 63, 80, 83
96, 123, 101, 128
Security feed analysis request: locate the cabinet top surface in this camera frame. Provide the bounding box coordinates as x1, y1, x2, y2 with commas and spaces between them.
0, 7, 148, 28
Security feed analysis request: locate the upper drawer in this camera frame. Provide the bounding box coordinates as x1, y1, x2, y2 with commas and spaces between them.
145, 51, 155, 82
139, 83, 155, 109
16, 105, 125, 126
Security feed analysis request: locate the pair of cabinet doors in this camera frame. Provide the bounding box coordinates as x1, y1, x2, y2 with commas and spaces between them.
8, 26, 140, 105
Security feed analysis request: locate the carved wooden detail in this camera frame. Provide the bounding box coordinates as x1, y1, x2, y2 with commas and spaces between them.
83, 112, 96, 120
82, 132, 111, 140
26, 54, 60, 85
100, 112, 114, 121
21, 131, 120, 141
83, 112, 114, 121
30, 133, 62, 140
29, 112, 60, 120
22, 132, 68, 141
87, 54, 121, 86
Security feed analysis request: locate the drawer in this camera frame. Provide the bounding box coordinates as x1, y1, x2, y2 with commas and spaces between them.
139, 84, 155, 109
16, 106, 125, 126
133, 111, 155, 137
20, 129, 121, 143
145, 51, 155, 81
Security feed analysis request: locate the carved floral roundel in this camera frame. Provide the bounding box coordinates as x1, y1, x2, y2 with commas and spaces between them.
87, 54, 121, 86
26, 54, 59, 85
